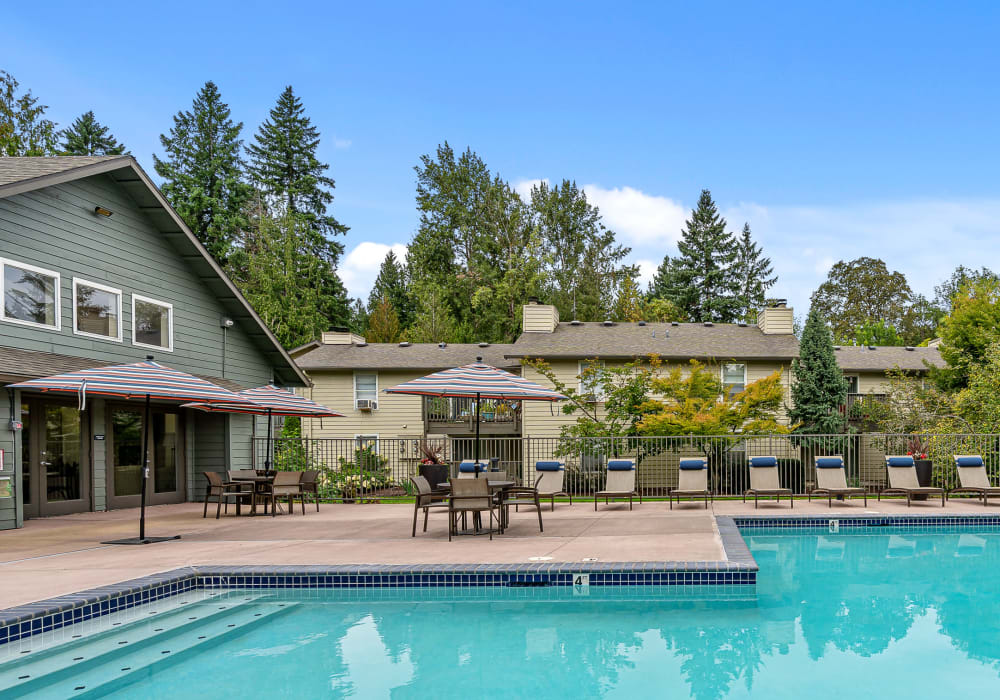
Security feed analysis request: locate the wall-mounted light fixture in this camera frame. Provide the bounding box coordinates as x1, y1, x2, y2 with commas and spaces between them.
220, 317, 234, 328
93, 206, 113, 217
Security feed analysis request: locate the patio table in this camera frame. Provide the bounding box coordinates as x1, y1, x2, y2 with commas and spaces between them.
230, 474, 283, 514
438, 480, 514, 533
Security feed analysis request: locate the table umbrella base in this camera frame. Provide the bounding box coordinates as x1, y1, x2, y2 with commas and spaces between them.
102, 535, 182, 545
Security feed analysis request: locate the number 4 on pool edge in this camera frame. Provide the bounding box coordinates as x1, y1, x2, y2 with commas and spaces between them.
573, 574, 590, 595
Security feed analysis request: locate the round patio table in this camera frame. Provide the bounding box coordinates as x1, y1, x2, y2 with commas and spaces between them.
230, 474, 281, 515
438, 480, 514, 535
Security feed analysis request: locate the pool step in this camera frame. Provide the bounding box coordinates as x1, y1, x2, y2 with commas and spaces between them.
0, 597, 296, 699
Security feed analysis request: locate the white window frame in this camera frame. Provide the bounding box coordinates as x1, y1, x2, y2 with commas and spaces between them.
355, 434, 379, 451
721, 363, 747, 398
843, 374, 860, 394
72, 278, 123, 342
132, 293, 174, 352
578, 360, 607, 401
0, 257, 61, 331
353, 371, 379, 410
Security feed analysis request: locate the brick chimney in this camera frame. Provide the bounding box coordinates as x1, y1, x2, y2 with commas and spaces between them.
321, 326, 367, 345
522, 299, 559, 333
757, 300, 794, 335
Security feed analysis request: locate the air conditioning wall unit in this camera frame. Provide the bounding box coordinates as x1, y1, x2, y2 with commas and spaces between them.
356, 399, 377, 411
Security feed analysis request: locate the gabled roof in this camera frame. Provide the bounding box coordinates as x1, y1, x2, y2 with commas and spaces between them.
834, 345, 943, 372
507, 321, 801, 360
295, 342, 519, 371
0, 156, 307, 386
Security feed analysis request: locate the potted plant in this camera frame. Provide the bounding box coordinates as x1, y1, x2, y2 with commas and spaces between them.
417, 437, 450, 489
907, 435, 932, 499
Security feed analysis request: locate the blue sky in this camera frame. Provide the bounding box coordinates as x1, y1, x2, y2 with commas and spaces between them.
5, 1, 1000, 314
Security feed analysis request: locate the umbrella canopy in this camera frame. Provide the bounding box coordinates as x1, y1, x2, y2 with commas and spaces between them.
8, 360, 258, 409
383, 362, 567, 401
181, 384, 344, 417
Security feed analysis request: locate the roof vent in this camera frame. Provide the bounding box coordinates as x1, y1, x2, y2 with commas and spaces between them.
399, 341, 411, 347
570, 320, 582, 326
671, 321, 680, 326
703, 322, 713, 327
834, 345, 841, 350
905, 346, 915, 351
356, 341, 368, 347
602, 320, 614, 327
638, 320, 646, 326
738, 322, 747, 327
478, 342, 489, 347
867, 345, 876, 350
438, 342, 447, 348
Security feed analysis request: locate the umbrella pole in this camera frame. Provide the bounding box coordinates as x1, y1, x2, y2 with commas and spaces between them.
474, 391, 481, 478
266, 408, 273, 475
139, 393, 150, 540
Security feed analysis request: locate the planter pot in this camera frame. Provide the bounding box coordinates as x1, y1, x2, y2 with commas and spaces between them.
912, 459, 933, 500
419, 463, 450, 488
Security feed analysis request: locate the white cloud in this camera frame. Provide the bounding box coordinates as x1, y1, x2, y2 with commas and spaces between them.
635, 258, 658, 288
339, 241, 408, 299
333, 138, 352, 149
581, 184, 687, 247
513, 178, 549, 201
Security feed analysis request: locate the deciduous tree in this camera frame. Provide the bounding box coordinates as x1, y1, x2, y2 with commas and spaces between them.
365, 296, 401, 343
933, 277, 1000, 389
613, 275, 643, 322
810, 257, 912, 340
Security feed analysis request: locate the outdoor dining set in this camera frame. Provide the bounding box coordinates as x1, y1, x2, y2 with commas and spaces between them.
202, 470, 322, 518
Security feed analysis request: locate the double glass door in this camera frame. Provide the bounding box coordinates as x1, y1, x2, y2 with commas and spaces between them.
107, 406, 185, 509
20, 400, 89, 518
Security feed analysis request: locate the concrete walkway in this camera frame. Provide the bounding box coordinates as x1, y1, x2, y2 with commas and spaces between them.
1, 496, 994, 608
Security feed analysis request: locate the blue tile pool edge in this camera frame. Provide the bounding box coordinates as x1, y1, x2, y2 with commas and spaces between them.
0, 559, 756, 646
733, 513, 1000, 530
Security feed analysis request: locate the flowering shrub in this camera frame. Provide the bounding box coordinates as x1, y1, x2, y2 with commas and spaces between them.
329, 446, 393, 498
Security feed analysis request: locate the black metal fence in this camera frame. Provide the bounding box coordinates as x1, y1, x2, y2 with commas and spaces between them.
252, 433, 1000, 502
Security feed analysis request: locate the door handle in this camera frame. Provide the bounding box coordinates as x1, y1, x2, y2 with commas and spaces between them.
40, 461, 52, 466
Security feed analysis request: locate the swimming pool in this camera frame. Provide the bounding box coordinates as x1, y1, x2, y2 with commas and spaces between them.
3, 525, 1000, 698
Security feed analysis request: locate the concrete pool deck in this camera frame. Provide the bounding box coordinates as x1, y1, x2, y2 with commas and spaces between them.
2, 497, 996, 608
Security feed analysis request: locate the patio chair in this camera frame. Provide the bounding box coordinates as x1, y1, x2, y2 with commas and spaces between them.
448, 477, 499, 540
502, 485, 544, 533
950, 455, 1000, 505
745, 456, 793, 508
457, 461, 490, 478
809, 456, 867, 506
301, 469, 322, 512
203, 471, 253, 518
595, 460, 640, 510
879, 455, 945, 506
669, 458, 711, 509
262, 471, 306, 516
534, 461, 570, 510
228, 469, 258, 481
409, 475, 450, 536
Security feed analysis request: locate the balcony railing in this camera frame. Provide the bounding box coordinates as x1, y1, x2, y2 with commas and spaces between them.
423, 397, 521, 429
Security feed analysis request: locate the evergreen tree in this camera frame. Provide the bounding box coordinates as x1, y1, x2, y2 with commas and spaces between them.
613, 275, 643, 321
366, 296, 401, 343
789, 307, 849, 434
406, 283, 458, 343
153, 81, 252, 263
656, 190, 740, 322
368, 250, 414, 330
732, 223, 776, 323
60, 111, 126, 155
0, 70, 59, 156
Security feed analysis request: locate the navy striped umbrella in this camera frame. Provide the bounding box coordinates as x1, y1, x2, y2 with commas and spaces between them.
384, 359, 565, 471
10, 359, 260, 544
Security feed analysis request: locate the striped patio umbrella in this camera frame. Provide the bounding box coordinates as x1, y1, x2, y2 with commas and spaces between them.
10, 358, 260, 544
183, 385, 343, 473
384, 359, 565, 472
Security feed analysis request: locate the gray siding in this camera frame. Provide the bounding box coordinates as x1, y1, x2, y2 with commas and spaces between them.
90, 399, 107, 511
0, 389, 19, 529
191, 412, 226, 501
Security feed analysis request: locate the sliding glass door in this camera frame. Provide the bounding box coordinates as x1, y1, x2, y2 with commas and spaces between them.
107, 405, 184, 509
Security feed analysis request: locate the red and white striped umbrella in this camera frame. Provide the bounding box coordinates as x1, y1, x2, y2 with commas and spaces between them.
182, 384, 344, 417
383, 362, 566, 401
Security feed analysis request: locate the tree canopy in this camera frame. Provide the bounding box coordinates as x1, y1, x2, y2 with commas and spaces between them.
789, 306, 848, 434
61, 111, 126, 155
810, 257, 912, 341
0, 70, 59, 156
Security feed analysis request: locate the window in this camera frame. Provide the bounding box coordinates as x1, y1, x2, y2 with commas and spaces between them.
133, 294, 174, 351
354, 372, 378, 409
1, 258, 60, 330
73, 279, 122, 341
722, 363, 746, 398
844, 375, 860, 394
355, 434, 379, 451
578, 360, 606, 401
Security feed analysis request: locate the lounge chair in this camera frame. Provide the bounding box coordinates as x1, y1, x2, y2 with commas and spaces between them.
669, 458, 711, 509
950, 455, 1000, 504
809, 456, 867, 506
744, 456, 792, 508
448, 477, 499, 540
409, 475, 450, 536
203, 471, 253, 518
533, 461, 570, 510
595, 460, 640, 510
457, 460, 490, 478
878, 455, 945, 506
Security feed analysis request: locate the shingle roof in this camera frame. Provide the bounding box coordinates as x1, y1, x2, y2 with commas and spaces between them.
0, 156, 126, 187
507, 321, 801, 360
0, 345, 248, 392
834, 345, 943, 372
294, 343, 520, 371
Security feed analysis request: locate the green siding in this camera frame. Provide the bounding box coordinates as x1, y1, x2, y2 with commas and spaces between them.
0, 389, 19, 529
191, 412, 226, 501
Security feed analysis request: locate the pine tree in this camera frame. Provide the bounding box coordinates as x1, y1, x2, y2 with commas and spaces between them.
732, 223, 777, 323
406, 283, 458, 343
368, 250, 414, 330
153, 81, 252, 263
60, 111, 126, 155
366, 296, 401, 343
0, 70, 59, 156
656, 190, 740, 322
613, 275, 643, 321
789, 307, 849, 434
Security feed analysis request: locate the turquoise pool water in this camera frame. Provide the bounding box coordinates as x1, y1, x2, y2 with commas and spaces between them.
3, 527, 1000, 698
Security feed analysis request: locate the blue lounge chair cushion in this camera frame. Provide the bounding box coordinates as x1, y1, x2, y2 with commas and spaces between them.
458, 461, 486, 473
535, 461, 564, 471
679, 459, 706, 470
886, 456, 915, 467
749, 456, 777, 468
607, 460, 634, 471
816, 457, 844, 468
955, 456, 984, 467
